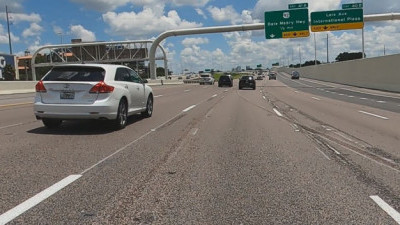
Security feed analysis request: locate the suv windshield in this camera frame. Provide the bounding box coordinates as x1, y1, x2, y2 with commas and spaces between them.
43, 66, 105, 81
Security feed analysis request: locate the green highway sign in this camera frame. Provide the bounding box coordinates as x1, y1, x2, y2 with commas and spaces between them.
342, 3, 363, 9
289, 3, 308, 9
311, 9, 364, 32
264, 9, 310, 39
257, 64, 262, 68
205, 69, 211, 72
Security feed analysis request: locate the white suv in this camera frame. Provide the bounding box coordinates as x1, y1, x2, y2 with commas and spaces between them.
199, 73, 215, 85
34, 64, 153, 129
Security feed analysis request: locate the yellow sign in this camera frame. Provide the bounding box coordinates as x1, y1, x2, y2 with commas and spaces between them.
311, 22, 364, 32
282, 30, 310, 38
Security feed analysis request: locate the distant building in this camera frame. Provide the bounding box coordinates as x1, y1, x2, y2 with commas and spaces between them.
0, 53, 18, 80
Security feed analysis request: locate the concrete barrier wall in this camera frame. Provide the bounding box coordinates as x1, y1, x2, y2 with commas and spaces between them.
279, 54, 400, 93
0, 81, 36, 94
0, 79, 184, 95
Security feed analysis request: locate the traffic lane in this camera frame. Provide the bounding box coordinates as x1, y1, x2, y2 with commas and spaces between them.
277, 73, 400, 113
264, 77, 400, 157
298, 76, 400, 104
0, 84, 226, 214
0, 93, 35, 105
93, 86, 395, 224
0, 105, 37, 129
300, 76, 400, 99
262, 79, 400, 197
8, 83, 230, 224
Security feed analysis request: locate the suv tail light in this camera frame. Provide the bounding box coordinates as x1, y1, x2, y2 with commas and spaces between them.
89, 82, 114, 93
35, 80, 47, 93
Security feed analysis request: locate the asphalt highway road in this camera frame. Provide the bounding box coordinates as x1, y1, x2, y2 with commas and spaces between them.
0, 78, 400, 224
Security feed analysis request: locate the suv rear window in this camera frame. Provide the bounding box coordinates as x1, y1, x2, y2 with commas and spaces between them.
43, 66, 105, 81
219, 76, 230, 81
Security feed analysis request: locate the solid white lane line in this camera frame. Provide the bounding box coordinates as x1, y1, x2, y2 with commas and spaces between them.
359, 111, 389, 120
273, 108, 283, 117
340, 87, 400, 100
183, 105, 196, 112
191, 128, 199, 136
0, 102, 33, 108
302, 78, 336, 88
290, 124, 300, 132
211, 94, 218, 98
326, 143, 341, 155
370, 196, 400, 224
0, 123, 23, 130
312, 97, 321, 101
322, 125, 333, 131
0, 175, 82, 224
315, 147, 331, 160
154, 95, 163, 98
322, 137, 400, 173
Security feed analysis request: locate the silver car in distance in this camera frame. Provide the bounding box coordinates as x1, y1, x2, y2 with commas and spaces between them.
34, 64, 153, 129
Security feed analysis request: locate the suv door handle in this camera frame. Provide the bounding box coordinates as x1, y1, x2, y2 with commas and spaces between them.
124, 85, 128, 89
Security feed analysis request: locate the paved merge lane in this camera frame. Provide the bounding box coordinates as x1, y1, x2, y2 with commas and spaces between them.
277, 72, 400, 113
1, 81, 400, 224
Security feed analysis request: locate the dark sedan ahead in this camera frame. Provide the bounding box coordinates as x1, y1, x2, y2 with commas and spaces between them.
239, 76, 256, 90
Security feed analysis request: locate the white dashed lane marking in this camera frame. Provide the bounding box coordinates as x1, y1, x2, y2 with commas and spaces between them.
359, 111, 389, 120
370, 196, 400, 224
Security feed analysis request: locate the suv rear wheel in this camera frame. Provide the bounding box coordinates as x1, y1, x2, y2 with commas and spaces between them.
42, 118, 62, 128
114, 99, 128, 130
141, 95, 153, 118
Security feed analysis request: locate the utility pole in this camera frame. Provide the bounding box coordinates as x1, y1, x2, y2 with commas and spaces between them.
384, 45, 386, 56
362, 0, 365, 58
314, 33, 317, 65
6, 5, 12, 55
299, 45, 301, 67
326, 34, 329, 63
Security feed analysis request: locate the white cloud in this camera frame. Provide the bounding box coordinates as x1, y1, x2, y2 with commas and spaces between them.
171, 0, 209, 7
363, 0, 400, 14
102, 7, 202, 39
182, 37, 209, 47
196, 8, 207, 19
208, 5, 241, 24
0, 12, 41, 24
22, 23, 43, 38
253, 0, 340, 21
70, 0, 210, 12
53, 25, 63, 35
70, 25, 96, 42
0, 24, 20, 44
0, 0, 24, 12
70, 0, 131, 12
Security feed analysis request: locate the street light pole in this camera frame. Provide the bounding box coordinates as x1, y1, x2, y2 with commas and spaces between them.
299, 45, 301, 67
6, 5, 12, 55
326, 34, 329, 63
362, 0, 365, 58
314, 33, 317, 65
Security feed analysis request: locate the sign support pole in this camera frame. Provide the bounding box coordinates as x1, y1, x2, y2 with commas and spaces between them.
361, 0, 365, 58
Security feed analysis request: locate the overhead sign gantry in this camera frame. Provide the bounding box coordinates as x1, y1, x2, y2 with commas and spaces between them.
264, 3, 310, 39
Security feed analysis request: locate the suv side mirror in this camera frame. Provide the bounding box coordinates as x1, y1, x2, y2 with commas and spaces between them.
143, 79, 148, 83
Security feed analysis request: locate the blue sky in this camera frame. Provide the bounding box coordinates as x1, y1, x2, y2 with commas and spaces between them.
0, 0, 399, 73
